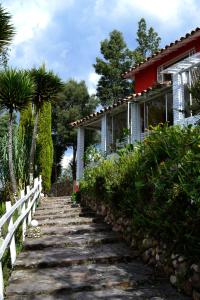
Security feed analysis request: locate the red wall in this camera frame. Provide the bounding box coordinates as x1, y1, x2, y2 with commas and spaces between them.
134, 38, 200, 93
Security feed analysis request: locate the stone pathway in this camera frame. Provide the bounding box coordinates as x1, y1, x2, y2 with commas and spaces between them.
6, 197, 190, 299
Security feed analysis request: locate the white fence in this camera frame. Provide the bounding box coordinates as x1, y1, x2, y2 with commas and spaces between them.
0, 176, 42, 300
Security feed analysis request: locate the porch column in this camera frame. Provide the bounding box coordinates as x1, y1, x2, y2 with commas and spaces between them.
76, 127, 85, 181
173, 73, 185, 124
130, 103, 141, 143
101, 114, 107, 153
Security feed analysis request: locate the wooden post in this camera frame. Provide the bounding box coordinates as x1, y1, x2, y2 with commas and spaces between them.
20, 190, 26, 241
6, 202, 16, 267
27, 186, 32, 225
33, 178, 38, 214
0, 261, 4, 300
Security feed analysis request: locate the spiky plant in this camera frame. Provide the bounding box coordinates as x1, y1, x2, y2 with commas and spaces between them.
0, 68, 35, 196
0, 4, 15, 67
29, 65, 63, 183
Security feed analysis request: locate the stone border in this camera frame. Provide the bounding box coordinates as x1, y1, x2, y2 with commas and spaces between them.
81, 196, 200, 299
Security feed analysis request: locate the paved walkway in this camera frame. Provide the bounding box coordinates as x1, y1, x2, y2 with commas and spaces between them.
6, 197, 190, 299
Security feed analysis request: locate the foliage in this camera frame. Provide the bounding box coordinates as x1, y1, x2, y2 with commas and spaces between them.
52, 79, 98, 182
0, 68, 35, 195
30, 65, 63, 112
0, 68, 35, 113
29, 65, 63, 184
18, 104, 34, 185
80, 124, 200, 258
0, 4, 15, 67
71, 191, 81, 204
136, 18, 161, 59
84, 145, 105, 167
0, 124, 27, 196
93, 30, 134, 106
36, 102, 53, 193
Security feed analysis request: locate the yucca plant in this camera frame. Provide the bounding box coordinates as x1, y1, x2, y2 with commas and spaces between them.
29, 65, 63, 183
0, 68, 35, 196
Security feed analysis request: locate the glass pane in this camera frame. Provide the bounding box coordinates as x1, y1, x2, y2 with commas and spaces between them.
113, 110, 127, 146
146, 96, 166, 127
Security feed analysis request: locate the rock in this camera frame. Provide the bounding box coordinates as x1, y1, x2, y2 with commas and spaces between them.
163, 265, 174, 276
182, 279, 193, 296
172, 259, 178, 269
178, 255, 186, 263
171, 253, 179, 260
175, 261, 187, 276
191, 272, 200, 289
193, 290, 200, 300
148, 257, 156, 266
31, 220, 39, 227
191, 264, 200, 273
170, 275, 177, 286
142, 238, 153, 249
142, 249, 151, 263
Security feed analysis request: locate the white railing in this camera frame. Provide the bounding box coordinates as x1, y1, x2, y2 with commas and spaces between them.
0, 176, 42, 300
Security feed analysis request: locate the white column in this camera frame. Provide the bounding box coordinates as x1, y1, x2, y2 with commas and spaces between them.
173, 73, 185, 124
101, 114, 107, 153
130, 102, 141, 143
76, 127, 85, 181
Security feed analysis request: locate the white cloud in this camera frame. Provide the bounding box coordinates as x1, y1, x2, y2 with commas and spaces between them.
94, 0, 200, 30
4, 0, 74, 45
87, 71, 100, 95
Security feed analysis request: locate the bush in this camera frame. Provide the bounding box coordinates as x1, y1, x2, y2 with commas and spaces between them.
80, 124, 200, 259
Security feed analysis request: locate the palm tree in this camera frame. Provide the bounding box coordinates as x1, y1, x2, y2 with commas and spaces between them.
0, 68, 35, 196
0, 4, 15, 66
29, 65, 63, 183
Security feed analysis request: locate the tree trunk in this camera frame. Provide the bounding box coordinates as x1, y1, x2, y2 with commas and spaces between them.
8, 111, 17, 196
72, 145, 77, 181
29, 111, 39, 184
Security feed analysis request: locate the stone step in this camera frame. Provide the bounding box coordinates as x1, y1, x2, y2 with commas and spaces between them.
37, 216, 103, 227
14, 243, 138, 269
24, 232, 120, 250
34, 223, 112, 236
34, 207, 90, 216
34, 211, 96, 220
36, 205, 79, 212
7, 262, 151, 297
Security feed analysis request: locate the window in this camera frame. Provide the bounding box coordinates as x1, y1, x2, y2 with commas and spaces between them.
140, 92, 173, 132
183, 65, 200, 117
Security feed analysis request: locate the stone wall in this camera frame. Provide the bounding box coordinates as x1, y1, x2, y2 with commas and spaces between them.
81, 195, 200, 299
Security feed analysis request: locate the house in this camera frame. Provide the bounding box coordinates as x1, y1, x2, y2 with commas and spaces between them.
71, 27, 200, 181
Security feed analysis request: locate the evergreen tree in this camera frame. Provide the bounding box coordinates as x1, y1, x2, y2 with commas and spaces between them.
36, 102, 53, 192
29, 65, 63, 184
52, 79, 98, 182
18, 104, 34, 185
136, 18, 161, 59
93, 30, 134, 107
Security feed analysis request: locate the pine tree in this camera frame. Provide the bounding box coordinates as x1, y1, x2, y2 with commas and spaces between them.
136, 18, 161, 59
93, 30, 134, 106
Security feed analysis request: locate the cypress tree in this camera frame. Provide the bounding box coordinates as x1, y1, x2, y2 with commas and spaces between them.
36, 102, 53, 193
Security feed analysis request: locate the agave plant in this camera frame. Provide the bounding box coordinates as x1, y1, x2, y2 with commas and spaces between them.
29, 65, 63, 183
0, 68, 35, 196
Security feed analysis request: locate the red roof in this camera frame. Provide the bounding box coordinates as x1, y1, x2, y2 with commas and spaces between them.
123, 27, 200, 79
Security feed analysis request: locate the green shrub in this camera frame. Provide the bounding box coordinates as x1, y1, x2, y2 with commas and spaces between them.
80, 124, 200, 259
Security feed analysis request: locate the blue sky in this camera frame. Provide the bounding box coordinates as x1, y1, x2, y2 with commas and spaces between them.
2, 0, 200, 167
3, 0, 200, 95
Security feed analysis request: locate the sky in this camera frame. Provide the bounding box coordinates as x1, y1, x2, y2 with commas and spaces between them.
2, 0, 200, 167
